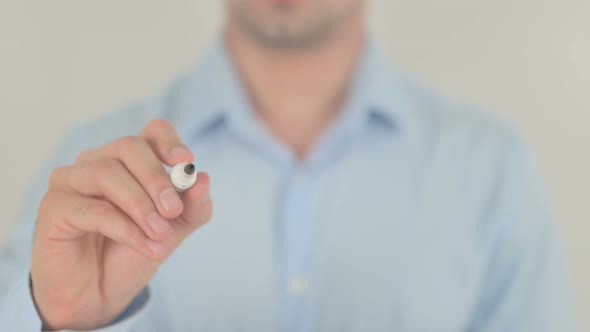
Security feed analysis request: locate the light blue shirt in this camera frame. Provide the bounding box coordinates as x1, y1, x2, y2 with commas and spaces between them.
0, 38, 577, 331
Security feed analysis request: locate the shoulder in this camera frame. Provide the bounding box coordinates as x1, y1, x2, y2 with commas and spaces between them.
394, 72, 526, 166
392, 72, 539, 215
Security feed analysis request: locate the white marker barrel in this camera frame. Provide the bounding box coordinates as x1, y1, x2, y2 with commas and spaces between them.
170, 162, 197, 193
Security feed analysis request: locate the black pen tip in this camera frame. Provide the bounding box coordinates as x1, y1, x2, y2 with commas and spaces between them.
184, 163, 195, 175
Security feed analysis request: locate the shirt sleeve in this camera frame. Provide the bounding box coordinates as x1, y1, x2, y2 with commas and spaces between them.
468, 133, 578, 331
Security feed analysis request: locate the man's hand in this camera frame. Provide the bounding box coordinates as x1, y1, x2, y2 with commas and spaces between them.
31, 119, 212, 330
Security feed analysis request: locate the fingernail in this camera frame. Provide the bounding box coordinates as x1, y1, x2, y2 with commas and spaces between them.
148, 213, 171, 234
169, 146, 190, 158
200, 194, 210, 205
160, 188, 182, 212
146, 239, 167, 255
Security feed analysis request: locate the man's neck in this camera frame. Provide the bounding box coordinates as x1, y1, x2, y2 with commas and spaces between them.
225, 17, 366, 159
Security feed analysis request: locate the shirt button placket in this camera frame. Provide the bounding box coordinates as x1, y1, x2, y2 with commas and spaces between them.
282, 167, 315, 332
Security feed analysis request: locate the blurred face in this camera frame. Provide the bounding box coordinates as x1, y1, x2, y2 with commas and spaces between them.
225, 0, 365, 49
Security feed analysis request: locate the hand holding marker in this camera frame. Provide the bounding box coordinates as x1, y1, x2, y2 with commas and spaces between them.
30, 119, 212, 330
170, 162, 198, 192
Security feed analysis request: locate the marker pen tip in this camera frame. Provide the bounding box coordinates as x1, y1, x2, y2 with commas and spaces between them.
184, 163, 195, 175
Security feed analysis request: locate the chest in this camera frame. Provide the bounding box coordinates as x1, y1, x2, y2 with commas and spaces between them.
150, 138, 487, 331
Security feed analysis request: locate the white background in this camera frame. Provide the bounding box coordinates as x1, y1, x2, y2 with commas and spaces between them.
1, 1, 588, 328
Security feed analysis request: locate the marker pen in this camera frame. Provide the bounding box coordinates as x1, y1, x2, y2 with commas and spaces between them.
170, 162, 197, 193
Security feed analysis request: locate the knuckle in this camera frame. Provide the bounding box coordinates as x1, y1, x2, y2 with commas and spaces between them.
118, 223, 149, 255
48, 166, 68, 188
75, 148, 96, 163
144, 118, 171, 133
38, 191, 60, 215
116, 135, 142, 152
94, 159, 122, 177
120, 222, 140, 241
129, 196, 154, 220
152, 180, 174, 196
140, 170, 173, 196
40, 191, 57, 206
85, 200, 112, 220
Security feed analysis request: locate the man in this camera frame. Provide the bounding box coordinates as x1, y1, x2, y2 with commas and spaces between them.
0, 0, 577, 331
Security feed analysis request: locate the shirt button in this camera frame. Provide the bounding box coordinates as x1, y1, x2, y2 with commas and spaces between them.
288, 276, 308, 296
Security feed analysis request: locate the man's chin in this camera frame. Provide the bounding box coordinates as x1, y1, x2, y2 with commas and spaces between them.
232, 13, 354, 50
241, 21, 336, 50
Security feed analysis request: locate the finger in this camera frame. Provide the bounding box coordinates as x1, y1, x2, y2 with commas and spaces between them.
172, 172, 212, 239
137, 172, 211, 260
50, 160, 172, 242
40, 191, 168, 260
75, 136, 184, 219
140, 118, 194, 166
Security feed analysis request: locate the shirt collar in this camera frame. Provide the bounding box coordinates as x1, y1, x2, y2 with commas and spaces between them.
167, 35, 412, 141
344, 37, 412, 132
164, 37, 251, 140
